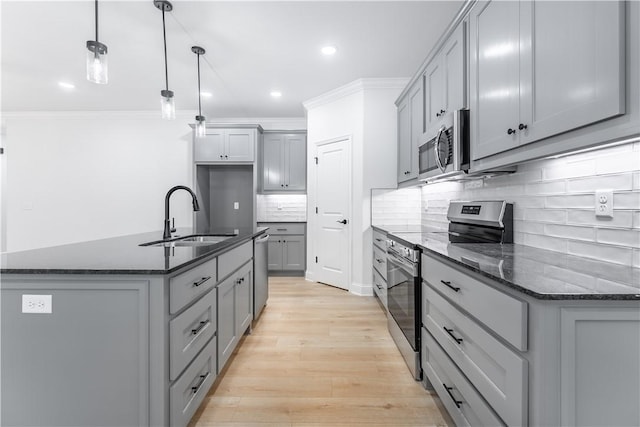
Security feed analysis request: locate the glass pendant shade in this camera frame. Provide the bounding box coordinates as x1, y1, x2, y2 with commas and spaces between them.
161, 90, 175, 120
195, 115, 206, 137
86, 41, 108, 84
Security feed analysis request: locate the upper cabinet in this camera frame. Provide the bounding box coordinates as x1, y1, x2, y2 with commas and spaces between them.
397, 80, 423, 184
194, 127, 260, 163
470, 0, 626, 160
424, 22, 466, 136
260, 131, 307, 193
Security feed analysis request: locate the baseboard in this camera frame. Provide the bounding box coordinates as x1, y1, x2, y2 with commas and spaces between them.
349, 282, 374, 296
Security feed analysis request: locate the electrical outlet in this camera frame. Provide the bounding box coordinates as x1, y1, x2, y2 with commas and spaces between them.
233, 202, 239, 210
22, 294, 52, 314
595, 190, 614, 218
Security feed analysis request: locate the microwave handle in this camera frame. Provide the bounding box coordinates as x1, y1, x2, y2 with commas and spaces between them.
434, 126, 446, 172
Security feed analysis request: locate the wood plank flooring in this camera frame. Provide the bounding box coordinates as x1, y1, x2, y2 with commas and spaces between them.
188, 276, 452, 427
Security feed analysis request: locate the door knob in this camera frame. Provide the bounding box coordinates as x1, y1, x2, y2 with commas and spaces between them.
336, 219, 348, 225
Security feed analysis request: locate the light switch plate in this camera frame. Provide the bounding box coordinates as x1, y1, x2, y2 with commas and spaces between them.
595, 190, 613, 218
22, 294, 53, 314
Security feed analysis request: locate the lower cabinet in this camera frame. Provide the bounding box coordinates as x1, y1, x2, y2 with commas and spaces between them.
217, 261, 253, 372
259, 222, 306, 274
372, 229, 388, 310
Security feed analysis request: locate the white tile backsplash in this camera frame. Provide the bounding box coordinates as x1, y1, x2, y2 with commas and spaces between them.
256, 194, 307, 222
371, 188, 421, 226
418, 141, 640, 266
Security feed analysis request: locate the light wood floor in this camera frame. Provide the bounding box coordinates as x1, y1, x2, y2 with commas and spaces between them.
189, 276, 452, 427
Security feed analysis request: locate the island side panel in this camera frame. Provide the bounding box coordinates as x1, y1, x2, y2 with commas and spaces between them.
1, 275, 151, 427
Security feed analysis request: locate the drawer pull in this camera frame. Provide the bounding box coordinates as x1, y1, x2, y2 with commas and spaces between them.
191, 321, 208, 336
443, 383, 462, 408
375, 258, 383, 263
441, 280, 460, 292
276, 228, 287, 231
376, 284, 383, 290
193, 276, 212, 287
443, 326, 463, 344
191, 374, 208, 394
375, 238, 383, 242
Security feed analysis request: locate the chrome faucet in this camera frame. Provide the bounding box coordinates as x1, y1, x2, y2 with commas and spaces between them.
163, 185, 200, 240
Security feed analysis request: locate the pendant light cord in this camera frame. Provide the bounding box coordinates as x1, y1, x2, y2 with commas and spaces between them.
94, 0, 99, 42
162, 8, 169, 92
197, 53, 202, 116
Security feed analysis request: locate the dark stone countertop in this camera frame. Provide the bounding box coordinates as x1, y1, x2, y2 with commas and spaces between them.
0, 227, 267, 275
374, 225, 640, 301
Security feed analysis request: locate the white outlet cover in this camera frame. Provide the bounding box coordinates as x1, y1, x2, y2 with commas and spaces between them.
22, 294, 53, 314
595, 190, 614, 218
233, 202, 239, 210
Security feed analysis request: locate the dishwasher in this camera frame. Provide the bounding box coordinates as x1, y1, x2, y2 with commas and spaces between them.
253, 233, 269, 318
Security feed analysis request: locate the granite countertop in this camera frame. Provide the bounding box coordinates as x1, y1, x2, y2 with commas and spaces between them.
0, 227, 267, 275
374, 225, 640, 301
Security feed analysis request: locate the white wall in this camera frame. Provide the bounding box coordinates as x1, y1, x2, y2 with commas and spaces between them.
421, 141, 640, 267
304, 78, 407, 295
2, 111, 197, 252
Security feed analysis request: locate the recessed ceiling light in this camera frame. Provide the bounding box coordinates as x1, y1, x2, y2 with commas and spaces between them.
321, 46, 337, 56
58, 82, 75, 90
200, 91, 212, 98
270, 91, 282, 98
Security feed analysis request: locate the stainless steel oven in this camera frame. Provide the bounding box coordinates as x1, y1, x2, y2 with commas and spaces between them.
386, 238, 421, 380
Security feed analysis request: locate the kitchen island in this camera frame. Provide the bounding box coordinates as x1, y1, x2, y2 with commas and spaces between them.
374, 225, 640, 426
0, 226, 267, 427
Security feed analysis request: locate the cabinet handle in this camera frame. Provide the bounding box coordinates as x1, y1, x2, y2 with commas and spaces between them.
519, 123, 528, 130
285, 184, 288, 187
191, 374, 208, 394
436, 109, 446, 117
281, 184, 284, 187
225, 155, 228, 159
443, 383, 462, 408
375, 284, 382, 290
375, 258, 383, 263
375, 238, 383, 242
191, 321, 208, 336
193, 276, 212, 287
443, 327, 463, 344
507, 128, 517, 135
220, 155, 223, 159
276, 228, 287, 231
441, 280, 460, 292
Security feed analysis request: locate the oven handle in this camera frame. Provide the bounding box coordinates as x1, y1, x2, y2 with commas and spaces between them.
387, 250, 418, 277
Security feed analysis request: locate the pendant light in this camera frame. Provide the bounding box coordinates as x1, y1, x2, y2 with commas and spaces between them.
86, 0, 108, 84
155, 0, 175, 120
192, 46, 206, 137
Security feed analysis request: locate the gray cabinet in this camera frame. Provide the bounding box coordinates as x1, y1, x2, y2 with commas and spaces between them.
397, 81, 422, 184
260, 222, 306, 273
194, 127, 258, 163
469, 0, 626, 160
261, 131, 307, 192
372, 229, 388, 310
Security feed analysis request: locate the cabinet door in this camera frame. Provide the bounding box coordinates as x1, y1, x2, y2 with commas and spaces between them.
262, 134, 284, 190
282, 235, 306, 271
284, 134, 306, 191
194, 130, 226, 162
519, 0, 625, 146
235, 263, 253, 336
443, 22, 466, 114
267, 239, 283, 270
397, 98, 412, 183
216, 274, 237, 372
424, 58, 444, 132
225, 129, 254, 162
470, 0, 521, 160
408, 82, 423, 181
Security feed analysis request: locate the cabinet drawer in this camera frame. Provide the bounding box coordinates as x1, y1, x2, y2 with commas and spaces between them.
373, 229, 387, 250
422, 254, 527, 351
259, 222, 305, 235
218, 241, 252, 280
373, 268, 387, 310
170, 257, 217, 314
373, 244, 387, 279
424, 283, 527, 426
422, 328, 505, 427
169, 288, 217, 381
170, 336, 217, 427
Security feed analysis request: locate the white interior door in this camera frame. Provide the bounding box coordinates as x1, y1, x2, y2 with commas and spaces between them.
314, 138, 350, 290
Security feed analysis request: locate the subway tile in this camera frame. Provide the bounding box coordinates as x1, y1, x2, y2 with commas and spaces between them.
567, 173, 633, 193
595, 150, 640, 174
634, 172, 640, 190
568, 209, 634, 228
613, 191, 640, 209
523, 208, 566, 223
524, 180, 567, 195
545, 194, 594, 209
544, 224, 595, 241
485, 169, 542, 186
634, 249, 640, 268
567, 241, 633, 266
509, 195, 546, 208
515, 220, 545, 234
634, 212, 640, 229
523, 233, 568, 253
543, 159, 595, 180
596, 229, 640, 247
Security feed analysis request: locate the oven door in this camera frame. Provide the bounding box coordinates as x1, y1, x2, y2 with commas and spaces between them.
386, 250, 418, 350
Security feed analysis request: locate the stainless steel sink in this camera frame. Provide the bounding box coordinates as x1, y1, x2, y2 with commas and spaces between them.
140, 234, 236, 247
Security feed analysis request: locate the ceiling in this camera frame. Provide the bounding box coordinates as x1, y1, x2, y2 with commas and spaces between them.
1, 1, 463, 118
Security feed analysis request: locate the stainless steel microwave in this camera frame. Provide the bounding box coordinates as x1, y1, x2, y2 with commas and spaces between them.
418, 109, 470, 182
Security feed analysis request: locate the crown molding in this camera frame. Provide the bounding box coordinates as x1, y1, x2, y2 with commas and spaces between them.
303, 77, 410, 111
0, 110, 198, 120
